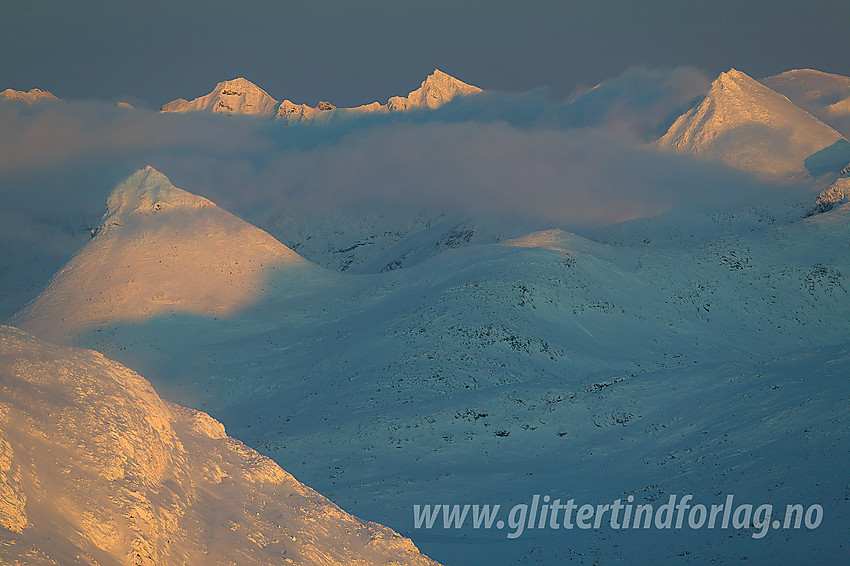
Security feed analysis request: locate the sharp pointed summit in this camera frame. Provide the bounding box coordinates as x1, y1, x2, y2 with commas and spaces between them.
14, 167, 311, 343
387, 69, 483, 112
658, 68, 846, 177
102, 166, 214, 225
161, 77, 280, 116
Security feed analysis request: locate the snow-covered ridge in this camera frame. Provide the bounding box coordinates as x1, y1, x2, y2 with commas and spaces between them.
0, 87, 60, 104
761, 68, 850, 116
658, 68, 846, 176
277, 99, 388, 123
162, 69, 481, 122
0, 325, 439, 565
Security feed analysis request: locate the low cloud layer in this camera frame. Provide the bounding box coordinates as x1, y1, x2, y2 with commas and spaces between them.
1, 67, 798, 232
1, 66, 817, 320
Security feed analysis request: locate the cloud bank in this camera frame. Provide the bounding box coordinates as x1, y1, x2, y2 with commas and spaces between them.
1, 67, 797, 229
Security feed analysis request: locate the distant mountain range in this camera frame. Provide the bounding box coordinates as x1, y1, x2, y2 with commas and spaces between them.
4, 67, 849, 177
160, 69, 483, 122
0, 87, 59, 104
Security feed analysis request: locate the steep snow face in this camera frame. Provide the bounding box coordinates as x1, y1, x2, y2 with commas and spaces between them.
13, 167, 311, 343
387, 69, 482, 112
0, 88, 59, 104
0, 326, 439, 566
658, 69, 846, 177
160, 78, 279, 116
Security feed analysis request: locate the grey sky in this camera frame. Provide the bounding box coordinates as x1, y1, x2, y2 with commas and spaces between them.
2, 0, 849, 108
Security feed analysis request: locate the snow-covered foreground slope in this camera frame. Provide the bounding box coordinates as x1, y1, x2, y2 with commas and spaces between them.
14, 169, 850, 564
0, 325, 439, 565
14, 167, 316, 344
658, 69, 847, 177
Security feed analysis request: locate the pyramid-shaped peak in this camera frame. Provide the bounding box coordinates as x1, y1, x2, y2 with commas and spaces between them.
713, 68, 761, 89
659, 67, 844, 177
14, 167, 311, 342
387, 68, 482, 111
104, 166, 214, 224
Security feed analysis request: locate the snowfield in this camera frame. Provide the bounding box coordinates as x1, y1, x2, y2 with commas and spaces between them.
2, 66, 850, 565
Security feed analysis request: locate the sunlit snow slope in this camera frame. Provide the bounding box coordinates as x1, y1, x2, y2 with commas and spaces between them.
762, 69, 850, 122
0, 326, 439, 566
387, 69, 482, 112
658, 69, 846, 177
14, 167, 314, 344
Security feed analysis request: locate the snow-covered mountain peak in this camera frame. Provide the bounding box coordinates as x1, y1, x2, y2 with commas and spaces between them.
0, 87, 60, 103
103, 166, 214, 227
387, 68, 482, 111
14, 168, 311, 343
705, 68, 788, 122
424, 68, 468, 89
718, 67, 749, 81
658, 68, 845, 176
161, 77, 280, 116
